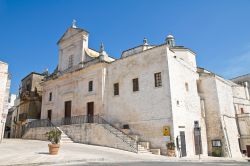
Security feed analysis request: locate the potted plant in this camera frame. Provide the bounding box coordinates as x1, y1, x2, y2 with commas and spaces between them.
46, 129, 62, 155
167, 141, 176, 157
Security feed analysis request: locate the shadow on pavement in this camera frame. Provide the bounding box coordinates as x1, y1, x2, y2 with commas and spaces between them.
37, 152, 50, 155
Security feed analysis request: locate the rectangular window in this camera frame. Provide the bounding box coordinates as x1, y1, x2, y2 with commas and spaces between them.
88, 81, 93, 92
68, 55, 73, 68
132, 78, 139, 92
154, 72, 162, 87
49, 92, 52, 101
114, 83, 119, 96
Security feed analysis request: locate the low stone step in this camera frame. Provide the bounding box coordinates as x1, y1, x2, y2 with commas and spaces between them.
61, 140, 74, 143
138, 150, 152, 154
138, 141, 150, 150
129, 134, 139, 141
150, 149, 161, 155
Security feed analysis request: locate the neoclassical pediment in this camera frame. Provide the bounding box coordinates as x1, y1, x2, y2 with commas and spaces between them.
57, 27, 88, 45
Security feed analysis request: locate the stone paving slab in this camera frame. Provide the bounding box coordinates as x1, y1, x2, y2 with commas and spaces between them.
0, 139, 248, 166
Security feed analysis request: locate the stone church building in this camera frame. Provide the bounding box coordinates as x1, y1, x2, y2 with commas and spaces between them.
39, 22, 249, 157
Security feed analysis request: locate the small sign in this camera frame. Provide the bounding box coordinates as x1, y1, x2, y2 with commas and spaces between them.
163, 126, 170, 136
163, 136, 170, 142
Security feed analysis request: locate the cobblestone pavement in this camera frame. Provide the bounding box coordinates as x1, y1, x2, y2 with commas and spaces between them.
0, 139, 248, 166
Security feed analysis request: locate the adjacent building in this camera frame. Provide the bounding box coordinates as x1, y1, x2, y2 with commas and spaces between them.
197, 68, 249, 157
0, 61, 11, 142
231, 74, 250, 157
4, 94, 16, 138
13, 72, 45, 138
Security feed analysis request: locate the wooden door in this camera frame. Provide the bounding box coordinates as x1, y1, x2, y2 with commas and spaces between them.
87, 102, 94, 123
47, 110, 52, 121
247, 145, 250, 157
65, 101, 71, 118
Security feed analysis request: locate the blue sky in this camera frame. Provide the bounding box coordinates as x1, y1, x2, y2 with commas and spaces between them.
1, 0, 250, 94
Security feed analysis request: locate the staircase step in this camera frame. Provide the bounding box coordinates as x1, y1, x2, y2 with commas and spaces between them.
61, 140, 74, 143
138, 141, 150, 150
57, 127, 74, 144
150, 149, 161, 155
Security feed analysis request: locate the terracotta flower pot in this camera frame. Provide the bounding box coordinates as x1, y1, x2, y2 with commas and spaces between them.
48, 144, 60, 155
167, 149, 176, 157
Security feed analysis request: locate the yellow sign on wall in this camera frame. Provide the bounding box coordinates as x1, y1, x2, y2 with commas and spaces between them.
163, 126, 170, 136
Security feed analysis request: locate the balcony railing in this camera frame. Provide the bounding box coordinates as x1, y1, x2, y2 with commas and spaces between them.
18, 113, 28, 122
22, 119, 59, 137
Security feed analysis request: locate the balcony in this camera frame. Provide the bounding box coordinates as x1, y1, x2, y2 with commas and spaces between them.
19, 113, 28, 122
20, 91, 42, 101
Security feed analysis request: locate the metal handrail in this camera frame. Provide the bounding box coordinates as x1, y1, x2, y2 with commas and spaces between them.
22, 119, 59, 137
97, 116, 138, 152
23, 115, 138, 152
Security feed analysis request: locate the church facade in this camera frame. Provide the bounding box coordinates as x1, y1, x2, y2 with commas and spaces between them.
40, 22, 248, 157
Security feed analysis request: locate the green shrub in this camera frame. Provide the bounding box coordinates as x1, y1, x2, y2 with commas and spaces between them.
46, 130, 62, 144
212, 148, 222, 157
167, 142, 175, 150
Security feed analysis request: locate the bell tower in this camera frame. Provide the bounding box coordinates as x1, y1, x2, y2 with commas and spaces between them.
57, 20, 89, 72
165, 34, 175, 47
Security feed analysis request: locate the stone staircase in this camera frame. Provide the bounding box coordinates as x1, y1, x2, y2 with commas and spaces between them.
57, 127, 74, 143
103, 124, 152, 154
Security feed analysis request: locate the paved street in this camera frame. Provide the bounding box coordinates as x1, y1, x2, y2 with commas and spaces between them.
58, 162, 250, 166
0, 139, 248, 166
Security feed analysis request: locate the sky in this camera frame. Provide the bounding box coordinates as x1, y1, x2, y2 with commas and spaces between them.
1, 0, 250, 94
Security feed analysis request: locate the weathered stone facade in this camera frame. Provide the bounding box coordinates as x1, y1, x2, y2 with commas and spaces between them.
40, 25, 208, 157
231, 74, 250, 157
40, 24, 249, 157
12, 72, 45, 138
197, 68, 247, 157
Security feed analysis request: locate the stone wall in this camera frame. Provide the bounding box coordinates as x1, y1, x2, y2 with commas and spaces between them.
167, 48, 208, 157
60, 124, 136, 152
199, 73, 242, 158
22, 127, 51, 141
22, 124, 137, 152
105, 45, 173, 153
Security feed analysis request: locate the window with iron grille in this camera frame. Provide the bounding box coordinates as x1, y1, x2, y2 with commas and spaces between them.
154, 72, 162, 87
132, 78, 139, 92
68, 55, 73, 68
240, 108, 244, 114
88, 81, 93, 92
114, 83, 119, 96
49, 92, 52, 101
